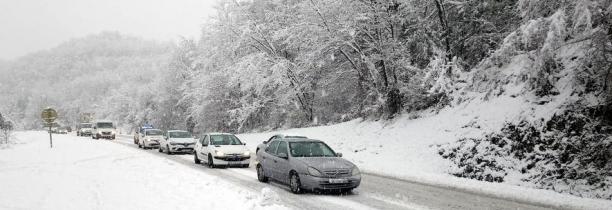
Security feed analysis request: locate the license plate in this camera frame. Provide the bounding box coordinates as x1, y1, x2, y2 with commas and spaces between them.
328, 179, 348, 184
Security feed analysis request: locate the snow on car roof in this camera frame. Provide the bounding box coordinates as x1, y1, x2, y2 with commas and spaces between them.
276, 133, 307, 138
207, 132, 234, 135
283, 138, 322, 142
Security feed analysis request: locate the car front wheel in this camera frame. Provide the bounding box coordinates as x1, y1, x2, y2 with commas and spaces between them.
166, 146, 172, 155
207, 155, 215, 168
257, 165, 268, 182
194, 153, 201, 164
290, 173, 302, 194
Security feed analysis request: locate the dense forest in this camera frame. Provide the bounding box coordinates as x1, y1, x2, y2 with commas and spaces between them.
0, 0, 610, 199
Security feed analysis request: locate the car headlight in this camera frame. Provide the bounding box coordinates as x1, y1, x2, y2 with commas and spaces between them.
215, 150, 225, 156
352, 167, 361, 176
243, 151, 250, 156
308, 167, 323, 177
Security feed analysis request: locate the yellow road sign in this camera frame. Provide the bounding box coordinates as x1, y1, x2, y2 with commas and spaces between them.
41, 107, 57, 123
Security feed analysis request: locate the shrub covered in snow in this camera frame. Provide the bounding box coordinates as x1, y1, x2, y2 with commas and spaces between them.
0, 112, 14, 147
439, 106, 612, 199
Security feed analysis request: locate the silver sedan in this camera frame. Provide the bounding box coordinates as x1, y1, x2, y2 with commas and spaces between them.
256, 138, 361, 193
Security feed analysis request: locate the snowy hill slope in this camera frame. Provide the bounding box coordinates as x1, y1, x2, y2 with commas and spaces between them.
237, 94, 612, 208
239, 3, 612, 202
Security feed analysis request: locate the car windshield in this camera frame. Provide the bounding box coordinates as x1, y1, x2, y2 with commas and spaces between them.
146, 129, 163, 136
81, 124, 92, 128
169, 131, 191, 138
96, 122, 113, 128
210, 135, 242, 145
289, 142, 337, 157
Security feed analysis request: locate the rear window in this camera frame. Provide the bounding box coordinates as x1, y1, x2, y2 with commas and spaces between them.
80, 123, 92, 128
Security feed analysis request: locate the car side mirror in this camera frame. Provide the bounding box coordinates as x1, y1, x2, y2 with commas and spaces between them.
242, 143, 246, 145
93, 126, 97, 129
278, 153, 288, 159
337, 153, 343, 157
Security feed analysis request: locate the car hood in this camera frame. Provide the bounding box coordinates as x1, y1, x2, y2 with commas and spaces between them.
169, 138, 195, 144
295, 157, 355, 170
213, 145, 249, 154
97, 128, 115, 132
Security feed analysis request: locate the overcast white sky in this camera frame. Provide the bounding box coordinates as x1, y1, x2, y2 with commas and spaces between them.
0, 0, 217, 60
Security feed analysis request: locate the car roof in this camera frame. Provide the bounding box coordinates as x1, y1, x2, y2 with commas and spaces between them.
207, 132, 234, 135
275, 133, 307, 138
279, 138, 323, 143
168, 130, 189, 132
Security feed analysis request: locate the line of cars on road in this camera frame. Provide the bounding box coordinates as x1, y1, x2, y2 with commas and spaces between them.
76, 121, 117, 139
126, 125, 362, 194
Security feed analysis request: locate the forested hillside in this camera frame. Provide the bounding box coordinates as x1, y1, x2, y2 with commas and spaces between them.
0, 0, 610, 199
0, 32, 174, 129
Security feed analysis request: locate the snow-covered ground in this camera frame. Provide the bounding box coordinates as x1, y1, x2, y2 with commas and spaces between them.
238, 94, 555, 181
0, 131, 288, 210
237, 95, 612, 209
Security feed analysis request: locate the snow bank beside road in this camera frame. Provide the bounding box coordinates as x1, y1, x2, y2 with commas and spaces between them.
237, 96, 612, 210
0, 131, 288, 210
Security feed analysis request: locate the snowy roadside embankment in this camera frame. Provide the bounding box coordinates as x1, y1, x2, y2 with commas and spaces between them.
237, 95, 612, 210
0, 131, 288, 210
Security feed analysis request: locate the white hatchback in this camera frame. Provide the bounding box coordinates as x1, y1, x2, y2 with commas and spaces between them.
138, 129, 163, 149
194, 133, 251, 168
158, 130, 196, 154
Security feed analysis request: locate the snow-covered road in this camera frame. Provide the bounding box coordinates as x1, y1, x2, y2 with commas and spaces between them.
108, 134, 559, 210
0, 131, 600, 210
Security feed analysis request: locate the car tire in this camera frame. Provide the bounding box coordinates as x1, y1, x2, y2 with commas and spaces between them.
158, 147, 162, 153
194, 153, 201, 164
166, 146, 172, 155
290, 173, 303, 194
207, 155, 215, 168
257, 165, 268, 183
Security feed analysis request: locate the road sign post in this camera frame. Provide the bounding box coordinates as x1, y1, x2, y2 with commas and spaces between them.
41, 107, 57, 148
